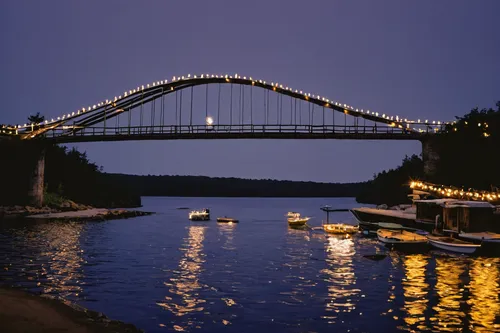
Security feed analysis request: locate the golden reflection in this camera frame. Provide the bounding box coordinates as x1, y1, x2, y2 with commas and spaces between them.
157, 226, 207, 329
401, 254, 429, 331
38, 222, 85, 299
431, 257, 466, 332
218, 222, 236, 251
321, 235, 360, 323
467, 257, 500, 332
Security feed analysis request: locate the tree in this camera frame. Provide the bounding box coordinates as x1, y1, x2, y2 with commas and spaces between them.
28, 112, 44, 124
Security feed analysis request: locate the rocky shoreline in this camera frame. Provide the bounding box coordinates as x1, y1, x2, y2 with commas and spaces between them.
0, 199, 153, 221
0, 287, 144, 333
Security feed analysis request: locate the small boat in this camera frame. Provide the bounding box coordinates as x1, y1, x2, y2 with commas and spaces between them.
323, 223, 359, 235
288, 217, 311, 226
427, 235, 480, 254
377, 229, 428, 245
188, 208, 210, 221
217, 217, 239, 223
377, 229, 428, 252
458, 231, 500, 243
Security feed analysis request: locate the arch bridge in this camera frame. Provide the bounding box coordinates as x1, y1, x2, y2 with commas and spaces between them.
2, 73, 447, 143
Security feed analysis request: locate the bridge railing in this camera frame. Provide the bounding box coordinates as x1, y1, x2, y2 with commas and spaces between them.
42, 124, 415, 138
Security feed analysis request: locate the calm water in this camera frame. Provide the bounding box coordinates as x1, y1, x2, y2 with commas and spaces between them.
1, 197, 499, 333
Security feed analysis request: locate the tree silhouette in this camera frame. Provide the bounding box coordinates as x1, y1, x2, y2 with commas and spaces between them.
28, 112, 44, 124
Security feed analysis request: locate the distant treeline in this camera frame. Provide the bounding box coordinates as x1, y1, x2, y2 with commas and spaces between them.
103, 173, 367, 198
357, 101, 500, 205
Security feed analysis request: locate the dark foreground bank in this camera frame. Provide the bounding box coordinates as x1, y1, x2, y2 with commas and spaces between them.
0, 288, 143, 333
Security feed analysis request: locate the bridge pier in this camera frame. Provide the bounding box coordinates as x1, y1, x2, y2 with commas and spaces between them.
421, 137, 440, 181
27, 145, 46, 207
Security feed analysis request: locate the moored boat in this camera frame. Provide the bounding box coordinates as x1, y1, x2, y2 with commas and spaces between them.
350, 206, 417, 228
217, 216, 239, 223
288, 216, 311, 226
427, 235, 480, 254
188, 208, 210, 221
323, 223, 359, 235
286, 212, 311, 226
458, 231, 500, 243
377, 229, 428, 252
377, 229, 428, 244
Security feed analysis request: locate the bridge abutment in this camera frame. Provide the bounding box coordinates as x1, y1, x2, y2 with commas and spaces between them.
421, 137, 440, 181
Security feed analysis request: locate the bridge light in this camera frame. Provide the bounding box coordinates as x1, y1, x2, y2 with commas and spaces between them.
187, 74, 191, 78
206, 116, 214, 126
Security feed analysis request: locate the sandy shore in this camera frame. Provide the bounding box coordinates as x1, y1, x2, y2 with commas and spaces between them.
25, 208, 153, 221
0, 288, 143, 333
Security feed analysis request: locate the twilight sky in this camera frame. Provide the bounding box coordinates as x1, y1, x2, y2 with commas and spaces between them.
1, 1, 499, 183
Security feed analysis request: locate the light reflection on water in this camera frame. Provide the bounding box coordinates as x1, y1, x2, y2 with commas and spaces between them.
0, 197, 499, 333
432, 257, 466, 332
321, 235, 360, 324
157, 225, 207, 331
401, 254, 429, 332
467, 257, 500, 332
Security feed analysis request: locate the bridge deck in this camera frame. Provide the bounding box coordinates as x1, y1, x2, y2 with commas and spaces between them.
39, 124, 425, 143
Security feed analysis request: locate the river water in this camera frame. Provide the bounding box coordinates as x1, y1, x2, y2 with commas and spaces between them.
0, 197, 499, 332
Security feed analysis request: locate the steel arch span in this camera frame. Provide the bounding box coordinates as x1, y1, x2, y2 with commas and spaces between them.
6, 73, 448, 143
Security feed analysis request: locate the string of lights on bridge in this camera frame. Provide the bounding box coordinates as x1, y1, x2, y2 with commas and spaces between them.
5, 73, 452, 134
410, 181, 499, 202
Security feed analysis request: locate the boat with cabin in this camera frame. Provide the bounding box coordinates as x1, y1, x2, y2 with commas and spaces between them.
350, 202, 419, 229
286, 212, 311, 226
188, 208, 210, 221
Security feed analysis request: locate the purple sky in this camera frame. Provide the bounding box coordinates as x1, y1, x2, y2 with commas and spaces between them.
1, 1, 499, 183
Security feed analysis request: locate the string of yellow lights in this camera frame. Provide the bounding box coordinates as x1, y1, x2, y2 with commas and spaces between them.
410, 181, 499, 202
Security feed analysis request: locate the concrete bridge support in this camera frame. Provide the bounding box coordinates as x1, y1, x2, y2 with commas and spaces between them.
27, 145, 46, 207
421, 137, 440, 181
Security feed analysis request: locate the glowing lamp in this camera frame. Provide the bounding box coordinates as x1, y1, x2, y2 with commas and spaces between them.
206, 116, 214, 125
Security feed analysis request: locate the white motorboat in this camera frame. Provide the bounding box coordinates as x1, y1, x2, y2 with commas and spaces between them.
427, 235, 480, 254
188, 208, 210, 221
